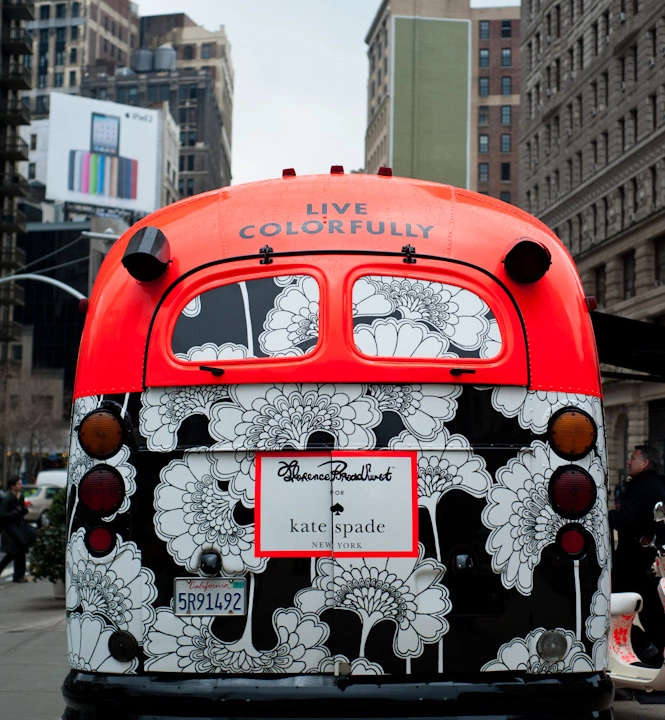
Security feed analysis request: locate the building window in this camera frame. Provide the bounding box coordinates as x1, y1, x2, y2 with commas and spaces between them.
594, 265, 606, 305
187, 154, 194, 171
655, 237, 665, 285
71, 25, 78, 40
179, 155, 185, 172
160, 84, 170, 101
186, 178, 194, 196
478, 105, 489, 124
148, 85, 158, 102
478, 163, 489, 183
501, 163, 511, 181
501, 76, 512, 95
622, 251, 636, 298
479, 20, 490, 39
479, 48, 489, 67
28, 162, 36, 180
29, 133, 37, 150
500, 191, 511, 203
38, 74, 47, 89
479, 134, 489, 153
500, 105, 512, 124
500, 134, 511, 152
55, 3, 66, 18
501, 19, 512, 38
35, 95, 48, 113
201, 43, 211, 59
70, 47, 77, 63
128, 86, 138, 104
501, 48, 512, 67
479, 77, 489, 96
116, 87, 127, 103
40, 4, 50, 19
69, 70, 76, 86
72, 2, 80, 17
183, 45, 195, 60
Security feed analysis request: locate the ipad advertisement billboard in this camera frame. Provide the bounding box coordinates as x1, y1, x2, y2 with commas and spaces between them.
46, 93, 161, 213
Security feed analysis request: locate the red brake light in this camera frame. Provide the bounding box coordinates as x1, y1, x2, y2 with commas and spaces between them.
549, 467, 596, 518
79, 466, 124, 515
558, 526, 587, 556
87, 527, 115, 554
24, 501, 32, 508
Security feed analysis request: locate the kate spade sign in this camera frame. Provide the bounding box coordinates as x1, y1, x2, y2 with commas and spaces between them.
255, 451, 418, 557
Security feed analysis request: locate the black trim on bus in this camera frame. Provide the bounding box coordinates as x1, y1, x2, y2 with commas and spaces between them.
140, 249, 531, 389
62, 669, 613, 720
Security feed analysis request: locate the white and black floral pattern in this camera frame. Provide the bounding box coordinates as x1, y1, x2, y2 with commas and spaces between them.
208, 384, 382, 451
296, 546, 451, 659
144, 606, 329, 673
68, 612, 138, 674
586, 565, 610, 670
482, 440, 608, 596
481, 628, 595, 672
154, 451, 266, 575
140, 385, 229, 452
66, 528, 157, 643
352, 276, 501, 359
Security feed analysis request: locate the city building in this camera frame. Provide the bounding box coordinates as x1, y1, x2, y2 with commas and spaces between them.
23, 0, 139, 117
365, 0, 521, 203
80, 59, 227, 194
519, 0, 665, 488
0, 0, 34, 352
140, 12, 233, 183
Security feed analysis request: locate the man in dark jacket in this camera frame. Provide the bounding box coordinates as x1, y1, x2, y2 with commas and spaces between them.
0, 476, 31, 583
609, 445, 665, 664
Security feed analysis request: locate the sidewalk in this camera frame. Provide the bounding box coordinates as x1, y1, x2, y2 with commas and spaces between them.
0, 573, 68, 720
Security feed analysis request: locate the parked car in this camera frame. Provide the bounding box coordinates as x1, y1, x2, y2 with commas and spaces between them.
22, 484, 62, 524
35, 469, 67, 488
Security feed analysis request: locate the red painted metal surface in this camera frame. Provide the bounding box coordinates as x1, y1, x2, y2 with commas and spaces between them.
73, 174, 601, 399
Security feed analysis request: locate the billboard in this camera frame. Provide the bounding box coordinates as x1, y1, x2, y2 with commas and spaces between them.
46, 93, 162, 214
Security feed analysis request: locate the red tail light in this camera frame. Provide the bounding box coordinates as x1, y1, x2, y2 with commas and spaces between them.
557, 525, 587, 557
79, 466, 124, 515
549, 466, 596, 519
24, 501, 32, 508
87, 526, 115, 554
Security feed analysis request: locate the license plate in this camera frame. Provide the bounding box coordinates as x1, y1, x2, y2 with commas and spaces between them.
174, 577, 246, 616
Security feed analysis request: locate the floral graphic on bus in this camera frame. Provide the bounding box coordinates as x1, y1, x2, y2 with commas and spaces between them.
482, 440, 608, 596
295, 546, 451, 659
154, 451, 266, 575
585, 565, 610, 670
389, 428, 492, 561
352, 276, 501, 359
66, 528, 157, 642
68, 612, 138, 674
140, 385, 229, 452
144, 607, 329, 673
481, 628, 595, 673
208, 384, 382, 451
258, 275, 320, 356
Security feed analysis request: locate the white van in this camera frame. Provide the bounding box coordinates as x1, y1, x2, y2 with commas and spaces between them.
35, 468, 67, 488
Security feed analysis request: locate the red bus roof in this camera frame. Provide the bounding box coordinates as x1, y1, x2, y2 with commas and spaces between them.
74, 172, 600, 398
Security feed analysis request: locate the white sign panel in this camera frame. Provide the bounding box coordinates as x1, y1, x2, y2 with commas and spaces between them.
256, 451, 418, 557
46, 93, 161, 213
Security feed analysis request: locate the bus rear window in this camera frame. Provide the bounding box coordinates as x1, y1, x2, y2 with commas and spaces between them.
352, 275, 501, 359
172, 275, 320, 361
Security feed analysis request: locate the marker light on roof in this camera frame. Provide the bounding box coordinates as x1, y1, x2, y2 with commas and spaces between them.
503, 238, 551, 283
121, 225, 170, 282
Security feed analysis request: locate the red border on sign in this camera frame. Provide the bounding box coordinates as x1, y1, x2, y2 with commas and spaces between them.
255, 450, 418, 558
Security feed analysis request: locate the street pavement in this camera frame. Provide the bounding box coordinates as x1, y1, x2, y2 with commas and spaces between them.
0, 564, 663, 720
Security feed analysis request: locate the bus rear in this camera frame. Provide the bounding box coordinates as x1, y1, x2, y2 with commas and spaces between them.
63, 171, 612, 720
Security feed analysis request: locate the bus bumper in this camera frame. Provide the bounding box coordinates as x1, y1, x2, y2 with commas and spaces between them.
62, 669, 614, 719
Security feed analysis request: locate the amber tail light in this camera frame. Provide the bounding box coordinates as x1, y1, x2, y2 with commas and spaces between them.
78, 410, 124, 459
548, 408, 597, 460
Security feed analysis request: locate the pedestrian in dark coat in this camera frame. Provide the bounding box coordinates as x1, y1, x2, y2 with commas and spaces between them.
0, 476, 31, 583
609, 445, 665, 663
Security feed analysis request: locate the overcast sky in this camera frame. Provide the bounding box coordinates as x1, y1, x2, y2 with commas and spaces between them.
135, 0, 520, 186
